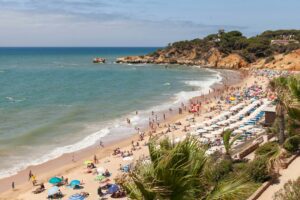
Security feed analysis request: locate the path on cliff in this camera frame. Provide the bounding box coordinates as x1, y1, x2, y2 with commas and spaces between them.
257, 156, 300, 200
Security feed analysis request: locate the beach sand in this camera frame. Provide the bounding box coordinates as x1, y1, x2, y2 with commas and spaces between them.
0, 69, 269, 200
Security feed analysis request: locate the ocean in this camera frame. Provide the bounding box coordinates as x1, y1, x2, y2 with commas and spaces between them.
0, 47, 222, 178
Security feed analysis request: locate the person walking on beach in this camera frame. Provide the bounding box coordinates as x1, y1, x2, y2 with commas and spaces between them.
72, 153, 75, 162
12, 181, 15, 191
28, 170, 32, 181
94, 155, 98, 164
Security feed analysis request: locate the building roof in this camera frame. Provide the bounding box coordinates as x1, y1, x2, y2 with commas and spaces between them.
263, 105, 276, 112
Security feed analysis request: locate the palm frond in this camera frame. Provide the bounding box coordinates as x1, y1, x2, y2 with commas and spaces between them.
206, 177, 258, 200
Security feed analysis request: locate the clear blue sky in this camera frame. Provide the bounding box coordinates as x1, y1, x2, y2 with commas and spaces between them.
0, 0, 299, 47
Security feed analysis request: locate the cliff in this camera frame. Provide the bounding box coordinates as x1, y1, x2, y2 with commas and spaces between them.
116, 48, 249, 69
116, 30, 300, 70
253, 49, 300, 71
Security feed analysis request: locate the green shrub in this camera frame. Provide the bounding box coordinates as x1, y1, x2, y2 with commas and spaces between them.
247, 157, 271, 182
284, 135, 300, 153
255, 142, 279, 158
265, 56, 275, 63
211, 159, 233, 181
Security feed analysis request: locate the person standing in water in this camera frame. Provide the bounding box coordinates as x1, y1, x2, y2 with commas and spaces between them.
99, 140, 104, 148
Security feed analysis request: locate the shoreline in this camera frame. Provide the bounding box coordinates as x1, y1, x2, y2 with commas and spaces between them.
0, 67, 243, 198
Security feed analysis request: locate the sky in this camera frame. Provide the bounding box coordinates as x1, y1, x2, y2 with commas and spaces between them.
0, 0, 299, 47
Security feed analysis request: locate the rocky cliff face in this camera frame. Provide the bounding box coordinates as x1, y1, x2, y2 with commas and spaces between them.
252, 49, 300, 71
116, 47, 249, 69
116, 47, 300, 71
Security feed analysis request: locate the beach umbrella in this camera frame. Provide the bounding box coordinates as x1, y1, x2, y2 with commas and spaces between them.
68, 193, 85, 200
174, 138, 181, 143
123, 157, 133, 161
190, 131, 199, 136
49, 177, 62, 185
211, 124, 219, 128
48, 186, 60, 196
108, 184, 120, 194
84, 160, 93, 165
204, 126, 213, 131
70, 180, 80, 188
196, 129, 207, 133
94, 175, 105, 181
233, 129, 243, 134
97, 167, 105, 174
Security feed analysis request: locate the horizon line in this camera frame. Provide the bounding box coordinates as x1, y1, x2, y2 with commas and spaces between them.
0, 46, 163, 48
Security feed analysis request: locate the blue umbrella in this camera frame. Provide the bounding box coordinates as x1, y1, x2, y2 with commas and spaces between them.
48, 186, 60, 196
68, 193, 85, 200
108, 184, 119, 194
70, 180, 80, 187
49, 177, 62, 184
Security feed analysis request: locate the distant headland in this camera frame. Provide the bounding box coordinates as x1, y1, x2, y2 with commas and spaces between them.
117, 30, 300, 70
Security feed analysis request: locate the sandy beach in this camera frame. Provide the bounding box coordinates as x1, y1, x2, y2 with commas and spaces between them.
0, 68, 272, 200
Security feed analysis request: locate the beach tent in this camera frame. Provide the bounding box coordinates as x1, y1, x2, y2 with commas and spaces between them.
48, 186, 60, 196
49, 177, 62, 185
70, 180, 80, 188
68, 193, 85, 200
108, 184, 120, 194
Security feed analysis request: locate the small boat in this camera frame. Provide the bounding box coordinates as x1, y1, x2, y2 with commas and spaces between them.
93, 58, 106, 63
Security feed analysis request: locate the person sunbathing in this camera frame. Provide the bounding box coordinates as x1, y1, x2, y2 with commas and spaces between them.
87, 163, 96, 169
80, 192, 89, 197
32, 184, 45, 194
103, 169, 111, 177
111, 190, 126, 198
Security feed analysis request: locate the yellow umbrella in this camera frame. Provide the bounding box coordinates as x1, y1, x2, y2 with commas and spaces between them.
230, 97, 236, 101
84, 160, 93, 165
31, 175, 36, 181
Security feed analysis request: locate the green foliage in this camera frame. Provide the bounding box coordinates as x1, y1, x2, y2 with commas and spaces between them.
269, 75, 300, 145
255, 142, 280, 158
247, 157, 271, 182
210, 159, 233, 182
283, 135, 300, 153
158, 29, 300, 63
122, 137, 258, 200
274, 177, 300, 200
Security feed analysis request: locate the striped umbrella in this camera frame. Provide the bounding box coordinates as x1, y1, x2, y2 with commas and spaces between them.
68, 193, 85, 200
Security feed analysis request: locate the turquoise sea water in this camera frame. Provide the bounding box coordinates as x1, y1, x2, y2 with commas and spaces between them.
0, 47, 221, 178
